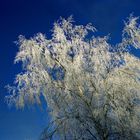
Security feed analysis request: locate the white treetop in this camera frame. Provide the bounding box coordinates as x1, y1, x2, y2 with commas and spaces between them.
7, 15, 140, 140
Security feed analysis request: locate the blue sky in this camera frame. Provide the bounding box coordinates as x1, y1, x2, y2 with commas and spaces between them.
0, 0, 140, 140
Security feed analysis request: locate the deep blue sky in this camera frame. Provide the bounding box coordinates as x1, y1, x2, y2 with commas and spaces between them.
0, 0, 140, 140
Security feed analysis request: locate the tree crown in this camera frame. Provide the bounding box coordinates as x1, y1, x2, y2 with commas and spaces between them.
6, 15, 140, 140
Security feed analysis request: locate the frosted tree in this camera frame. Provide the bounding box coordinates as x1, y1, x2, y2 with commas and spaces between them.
6, 15, 140, 140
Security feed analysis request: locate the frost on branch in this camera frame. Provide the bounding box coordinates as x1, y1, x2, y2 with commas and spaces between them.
6, 16, 140, 140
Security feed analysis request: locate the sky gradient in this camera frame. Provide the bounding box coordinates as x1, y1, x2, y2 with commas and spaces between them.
1, 0, 140, 140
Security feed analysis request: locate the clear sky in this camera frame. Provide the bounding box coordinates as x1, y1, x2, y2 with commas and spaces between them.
0, 0, 140, 140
